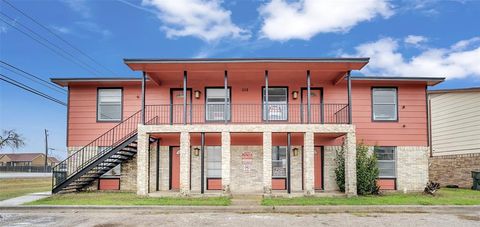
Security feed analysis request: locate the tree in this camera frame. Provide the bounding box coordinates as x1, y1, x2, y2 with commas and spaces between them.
0, 129, 25, 150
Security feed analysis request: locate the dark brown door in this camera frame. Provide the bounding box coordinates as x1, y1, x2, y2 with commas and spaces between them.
170, 89, 192, 124
170, 147, 180, 190
301, 88, 323, 123
314, 146, 324, 190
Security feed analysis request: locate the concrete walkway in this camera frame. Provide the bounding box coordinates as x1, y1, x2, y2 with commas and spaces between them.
0, 191, 51, 206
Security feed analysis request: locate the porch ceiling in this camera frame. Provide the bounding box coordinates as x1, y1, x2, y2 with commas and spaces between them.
124, 58, 369, 85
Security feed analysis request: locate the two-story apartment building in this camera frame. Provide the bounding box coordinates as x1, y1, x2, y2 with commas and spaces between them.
51, 58, 444, 196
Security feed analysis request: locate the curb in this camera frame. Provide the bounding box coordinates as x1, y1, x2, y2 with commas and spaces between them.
1, 205, 480, 214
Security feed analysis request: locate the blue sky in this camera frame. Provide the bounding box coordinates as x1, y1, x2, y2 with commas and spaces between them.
0, 0, 479, 157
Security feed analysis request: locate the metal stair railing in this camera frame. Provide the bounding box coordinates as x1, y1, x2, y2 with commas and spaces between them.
52, 110, 152, 191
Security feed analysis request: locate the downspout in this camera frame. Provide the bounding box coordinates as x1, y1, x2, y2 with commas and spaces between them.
307, 70, 311, 124
347, 71, 352, 124
141, 71, 146, 124
183, 71, 187, 125
265, 70, 269, 123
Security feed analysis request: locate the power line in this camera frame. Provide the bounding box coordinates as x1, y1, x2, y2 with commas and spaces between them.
1, 0, 117, 75
0, 12, 102, 75
0, 73, 67, 106
0, 61, 66, 94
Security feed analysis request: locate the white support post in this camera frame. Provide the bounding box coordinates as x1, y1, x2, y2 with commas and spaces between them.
344, 132, 357, 197
179, 131, 190, 195
221, 131, 231, 195
136, 127, 149, 196
263, 131, 272, 195
303, 131, 315, 195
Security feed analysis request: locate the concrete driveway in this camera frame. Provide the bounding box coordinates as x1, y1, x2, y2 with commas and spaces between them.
0, 209, 479, 227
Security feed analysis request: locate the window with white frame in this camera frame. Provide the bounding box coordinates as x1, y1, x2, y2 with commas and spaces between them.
263, 87, 288, 121
206, 88, 230, 121
374, 147, 396, 178
206, 146, 222, 178
272, 146, 287, 177
372, 88, 398, 121
97, 88, 122, 121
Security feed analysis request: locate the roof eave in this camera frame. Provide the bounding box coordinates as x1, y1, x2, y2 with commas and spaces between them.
123, 57, 370, 64
50, 77, 143, 87
351, 76, 445, 86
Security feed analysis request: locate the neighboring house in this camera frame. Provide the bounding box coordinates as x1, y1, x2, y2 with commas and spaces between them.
0, 153, 58, 167
50, 58, 444, 195
428, 87, 480, 188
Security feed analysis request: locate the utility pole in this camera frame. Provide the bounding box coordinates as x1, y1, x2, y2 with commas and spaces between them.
44, 129, 48, 172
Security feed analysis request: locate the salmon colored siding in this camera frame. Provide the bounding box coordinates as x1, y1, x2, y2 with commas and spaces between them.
98, 178, 120, 190
67, 79, 428, 147
352, 83, 428, 146
207, 179, 222, 190
272, 178, 286, 190
377, 179, 396, 190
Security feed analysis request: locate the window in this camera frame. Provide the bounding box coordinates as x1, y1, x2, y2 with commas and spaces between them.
97, 88, 122, 121
372, 88, 397, 121
375, 147, 396, 178
263, 87, 288, 120
206, 88, 230, 121
206, 146, 222, 178
272, 146, 287, 177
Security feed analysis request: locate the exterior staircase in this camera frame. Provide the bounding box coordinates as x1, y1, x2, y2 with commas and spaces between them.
52, 110, 157, 194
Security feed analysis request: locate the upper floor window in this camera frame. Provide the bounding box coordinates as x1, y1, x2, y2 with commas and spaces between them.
263, 87, 288, 121
206, 88, 230, 121
372, 88, 397, 121
272, 146, 287, 177
97, 88, 122, 121
374, 146, 396, 178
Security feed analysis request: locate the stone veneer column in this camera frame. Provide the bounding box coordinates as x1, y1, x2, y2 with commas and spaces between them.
303, 131, 315, 195
136, 128, 150, 196
262, 132, 272, 195
179, 131, 190, 195
221, 131, 231, 195
344, 132, 357, 197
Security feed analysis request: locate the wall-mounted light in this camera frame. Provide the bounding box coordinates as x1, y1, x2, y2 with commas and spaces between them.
194, 90, 201, 99
193, 147, 200, 156
292, 91, 298, 100
292, 147, 299, 156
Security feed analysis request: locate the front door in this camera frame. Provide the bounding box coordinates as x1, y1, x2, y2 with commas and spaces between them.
301, 88, 323, 123
170, 147, 180, 190
170, 89, 192, 124
314, 146, 324, 190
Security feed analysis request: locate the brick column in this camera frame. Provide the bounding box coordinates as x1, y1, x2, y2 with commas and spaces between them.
344, 132, 357, 197
303, 131, 315, 195
136, 128, 149, 196
179, 131, 190, 196
263, 131, 272, 195
221, 131, 231, 195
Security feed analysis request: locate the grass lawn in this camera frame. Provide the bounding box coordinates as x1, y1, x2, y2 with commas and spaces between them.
262, 188, 480, 206
27, 192, 231, 206
0, 177, 52, 201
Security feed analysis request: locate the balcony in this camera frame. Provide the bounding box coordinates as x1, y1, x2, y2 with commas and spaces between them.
144, 103, 349, 125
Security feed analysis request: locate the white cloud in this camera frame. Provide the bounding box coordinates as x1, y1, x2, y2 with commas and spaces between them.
0, 25, 7, 34
404, 35, 428, 45
75, 21, 112, 38
259, 0, 394, 41
50, 25, 71, 34
64, 0, 91, 18
142, 0, 250, 42
344, 36, 480, 79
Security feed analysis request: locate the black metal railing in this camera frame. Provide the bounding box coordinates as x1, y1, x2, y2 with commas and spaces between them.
52, 110, 158, 190
145, 103, 349, 125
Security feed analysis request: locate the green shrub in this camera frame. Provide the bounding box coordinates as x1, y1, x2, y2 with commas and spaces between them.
334, 143, 379, 195
334, 147, 346, 192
